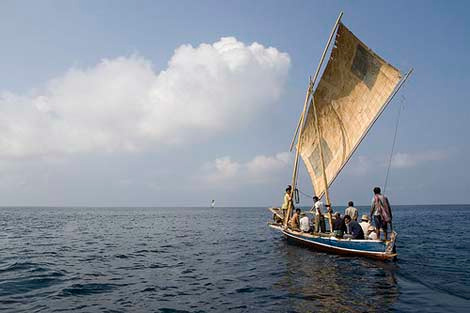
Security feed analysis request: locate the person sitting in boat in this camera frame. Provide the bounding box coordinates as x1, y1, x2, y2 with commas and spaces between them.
359, 214, 372, 237
299, 212, 311, 233
310, 196, 327, 233
343, 215, 365, 239
359, 216, 378, 240
370, 187, 393, 241
367, 226, 378, 240
345, 201, 358, 221
281, 185, 293, 218
332, 212, 346, 238
289, 208, 301, 231
272, 213, 283, 225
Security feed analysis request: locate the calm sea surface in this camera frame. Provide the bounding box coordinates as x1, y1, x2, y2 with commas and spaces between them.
1, 205, 469, 312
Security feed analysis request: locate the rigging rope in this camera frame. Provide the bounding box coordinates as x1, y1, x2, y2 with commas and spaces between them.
295, 162, 314, 200
383, 95, 406, 194
298, 188, 313, 199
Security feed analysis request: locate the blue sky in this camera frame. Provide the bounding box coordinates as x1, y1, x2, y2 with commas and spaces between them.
0, 0, 469, 206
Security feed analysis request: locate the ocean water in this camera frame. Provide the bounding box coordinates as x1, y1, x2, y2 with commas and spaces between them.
0, 205, 469, 313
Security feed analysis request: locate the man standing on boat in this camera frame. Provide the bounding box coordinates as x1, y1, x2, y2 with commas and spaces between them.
345, 201, 358, 221
281, 185, 293, 220
310, 196, 327, 233
370, 187, 393, 241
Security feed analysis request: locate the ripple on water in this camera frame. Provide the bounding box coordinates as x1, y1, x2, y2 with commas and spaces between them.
0, 276, 64, 297
0, 262, 44, 273
235, 286, 268, 293
58, 283, 117, 297
158, 308, 192, 313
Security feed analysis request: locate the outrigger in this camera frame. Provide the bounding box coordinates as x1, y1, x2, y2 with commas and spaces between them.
268, 12, 412, 261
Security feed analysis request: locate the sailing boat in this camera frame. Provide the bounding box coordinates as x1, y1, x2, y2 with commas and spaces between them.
268, 12, 412, 261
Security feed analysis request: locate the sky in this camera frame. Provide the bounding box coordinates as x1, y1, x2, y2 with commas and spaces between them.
0, 0, 469, 207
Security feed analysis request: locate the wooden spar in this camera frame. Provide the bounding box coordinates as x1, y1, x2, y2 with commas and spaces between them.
289, 111, 303, 152
289, 11, 343, 152
284, 82, 312, 227
312, 98, 333, 232
284, 11, 343, 228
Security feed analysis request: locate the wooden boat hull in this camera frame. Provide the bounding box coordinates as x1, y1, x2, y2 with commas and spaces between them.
268, 223, 397, 261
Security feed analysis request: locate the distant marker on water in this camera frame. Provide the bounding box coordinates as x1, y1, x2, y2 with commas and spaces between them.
211, 200, 215, 208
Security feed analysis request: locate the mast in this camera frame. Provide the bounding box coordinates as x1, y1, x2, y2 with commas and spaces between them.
283, 11, 343, 228
284, 82, 312, 227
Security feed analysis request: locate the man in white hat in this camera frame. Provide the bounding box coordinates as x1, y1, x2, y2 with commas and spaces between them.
359, 214, 371, 237
368, 225, 378, 240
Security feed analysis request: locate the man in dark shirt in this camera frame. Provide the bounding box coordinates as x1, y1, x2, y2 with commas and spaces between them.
344, 215, 365, 239
333, 212, 342, 230
333, 212, 347, 238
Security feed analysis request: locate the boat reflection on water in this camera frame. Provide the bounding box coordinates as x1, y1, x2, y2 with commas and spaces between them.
273, 239, 399, 312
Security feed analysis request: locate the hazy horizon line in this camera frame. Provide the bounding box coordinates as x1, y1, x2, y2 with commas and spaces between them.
0, 203, 469, 208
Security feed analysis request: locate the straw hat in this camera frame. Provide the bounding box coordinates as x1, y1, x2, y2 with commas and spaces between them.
361, 214, 369, 222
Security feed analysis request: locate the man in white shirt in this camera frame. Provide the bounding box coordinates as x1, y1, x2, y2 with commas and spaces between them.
299, 212, 310, 232
310, 196, 326, 233
345, 201, 358, 221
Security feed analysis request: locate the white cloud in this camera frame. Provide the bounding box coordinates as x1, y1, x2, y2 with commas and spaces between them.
202, 152, 292, 185
391, 150, 449, 168
0, 37, 290, 158
342, 149, 450, 178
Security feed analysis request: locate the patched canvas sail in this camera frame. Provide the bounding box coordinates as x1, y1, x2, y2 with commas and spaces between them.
299, 23, 402, 198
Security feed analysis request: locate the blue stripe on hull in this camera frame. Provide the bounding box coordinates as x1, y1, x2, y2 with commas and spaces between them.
287, 232, 387, 252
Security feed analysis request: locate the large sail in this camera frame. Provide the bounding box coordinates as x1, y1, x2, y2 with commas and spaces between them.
299, 23, 402, 198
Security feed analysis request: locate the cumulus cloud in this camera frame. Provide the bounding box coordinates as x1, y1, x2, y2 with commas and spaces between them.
0, 37, 290, 158
202, 152, 292, 185
342, 149, 450, 178
391, 150, 449, 168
